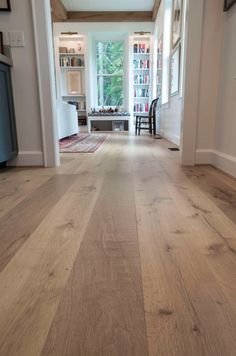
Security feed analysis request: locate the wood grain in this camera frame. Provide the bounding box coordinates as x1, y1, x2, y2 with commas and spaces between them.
0, 135, 236, 355
184, 165, 236, 225
0, 170, 106, 355
0, 175, 76, 272
42, 172, 148, 356
50, 0, 67, 22
0, 173, 51, 218
152, 0, 161, 21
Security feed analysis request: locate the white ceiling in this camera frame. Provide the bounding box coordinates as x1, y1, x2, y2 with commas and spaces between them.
61, 0, 155, 12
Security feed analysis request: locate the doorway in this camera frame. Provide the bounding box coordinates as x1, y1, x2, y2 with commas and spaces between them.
31, 0, 204, 168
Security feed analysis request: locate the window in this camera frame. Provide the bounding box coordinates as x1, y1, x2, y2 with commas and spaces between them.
96, 41, 124, 107
162, 0, 172, 105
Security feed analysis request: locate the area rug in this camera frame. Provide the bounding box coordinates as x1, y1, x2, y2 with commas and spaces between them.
59, 133, 108, 153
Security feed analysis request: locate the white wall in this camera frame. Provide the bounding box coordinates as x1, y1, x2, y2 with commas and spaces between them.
154, 0, 184, 146
195, 0, 236, 177
196, 0, 223, 154
160, 95, 182, 145
0, 0, 44, 165
213, 4, 236, 175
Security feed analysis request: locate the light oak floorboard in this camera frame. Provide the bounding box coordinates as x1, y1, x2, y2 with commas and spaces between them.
0, 175, 77, 272
0, 134, 236, 355
0, 173, 52, 218
42, 172, 148, 356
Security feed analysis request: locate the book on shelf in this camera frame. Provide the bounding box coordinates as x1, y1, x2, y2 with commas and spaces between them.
133, 43, 150, 54
134, 88, 149, 98
60, 56, 84, 67
133, 59, 150, 69
134, 103, 149, 113
134, 74, 149, 85
59, 45, 84, 54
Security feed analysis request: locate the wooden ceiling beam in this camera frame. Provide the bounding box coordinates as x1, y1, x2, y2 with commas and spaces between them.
51, 0, 68, 22
66, 11, 153, 22
152, 0, 161, 21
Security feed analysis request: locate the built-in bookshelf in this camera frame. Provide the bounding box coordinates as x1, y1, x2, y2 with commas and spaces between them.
133, 37, 151, 115
57, 36, 87, 125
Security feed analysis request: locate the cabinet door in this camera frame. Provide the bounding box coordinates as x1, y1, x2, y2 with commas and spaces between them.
0, 63, 18, 163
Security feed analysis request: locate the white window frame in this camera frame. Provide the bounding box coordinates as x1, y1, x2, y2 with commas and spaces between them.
162, 0, 172, 105
94, 38, 126, 109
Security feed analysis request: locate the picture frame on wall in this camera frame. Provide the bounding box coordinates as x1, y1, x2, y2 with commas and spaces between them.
224, 0, 236, 11
0, 0, 11, 11
170, 44, 181, 96
67, 71, 82, 95
0, 32, 4, 55
172, 0, 182, 49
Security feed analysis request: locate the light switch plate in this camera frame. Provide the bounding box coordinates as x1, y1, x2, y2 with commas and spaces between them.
9, 31, 25, 47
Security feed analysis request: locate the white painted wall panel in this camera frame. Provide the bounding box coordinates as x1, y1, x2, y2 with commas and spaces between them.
0, 0, 43, 164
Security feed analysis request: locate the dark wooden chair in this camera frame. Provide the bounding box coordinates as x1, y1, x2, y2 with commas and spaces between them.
135, 98, 158, 136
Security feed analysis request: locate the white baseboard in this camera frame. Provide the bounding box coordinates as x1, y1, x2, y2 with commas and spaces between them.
160, 131, 180, 146
7, 151, 44, 167
195, 149, 213, 164
196, 149, 236, 178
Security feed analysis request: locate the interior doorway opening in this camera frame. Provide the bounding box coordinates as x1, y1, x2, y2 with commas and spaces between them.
32, 0, 203, 168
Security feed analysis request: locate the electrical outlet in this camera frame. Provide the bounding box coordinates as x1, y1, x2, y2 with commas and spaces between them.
9, 31, 25, 47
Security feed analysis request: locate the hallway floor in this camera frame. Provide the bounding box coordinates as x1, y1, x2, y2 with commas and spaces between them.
0, 134, 236, 355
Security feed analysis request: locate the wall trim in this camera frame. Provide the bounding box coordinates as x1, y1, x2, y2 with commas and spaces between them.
31, 0, 60, 167
196, 149, 236, 178
8, 151, 44, 166
160, 131, 180, 146
195, 149, 213, 164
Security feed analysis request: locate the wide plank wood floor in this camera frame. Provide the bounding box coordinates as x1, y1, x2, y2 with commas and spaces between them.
0, 134, 236, 356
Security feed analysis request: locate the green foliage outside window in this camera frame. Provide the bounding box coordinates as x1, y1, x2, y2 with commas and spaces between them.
96, 41, 124, 107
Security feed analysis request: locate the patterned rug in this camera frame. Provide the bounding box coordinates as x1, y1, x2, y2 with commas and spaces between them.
59, 133, 108, 153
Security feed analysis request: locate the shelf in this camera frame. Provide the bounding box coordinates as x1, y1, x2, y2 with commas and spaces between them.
134, 112, 149, 114
60, 53, 84, 56
134, 68, 150, 71
60, 66, 85, 69
134, 83, 149, 86
63, 94, 85, 98
133, 53, 150, 55
77, 110, 86, 112
134, 97, 149, 99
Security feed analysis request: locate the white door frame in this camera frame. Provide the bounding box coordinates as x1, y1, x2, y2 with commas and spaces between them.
31, 0, 60, 167
31, 0, 205, 168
